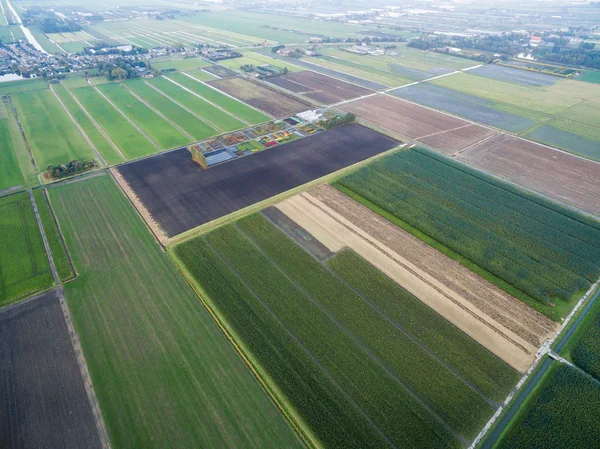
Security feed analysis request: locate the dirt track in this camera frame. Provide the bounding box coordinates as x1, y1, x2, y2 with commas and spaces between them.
276, 185, 558, 372
459, 134, 600, 217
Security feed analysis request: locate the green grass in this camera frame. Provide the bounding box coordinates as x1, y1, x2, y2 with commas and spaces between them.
53, 84, 124, 165
61, 76, 92, 89
29, 26, 64, 54
557, 100, 600, 128
167, 72, 271, 124
432, 73, 580, 115
122, 78, 217, 141
11, 89, 96, 168
49, 174, 303, 449
32, 189, 73, 281
328, 249, 520, 401
147, 77, 245, 132
72, 86, 156, 160
578, 71, 600, 84
218, 52, 304, 73
151, 57, 210, 71
172, 213, 512, 448
0, 102, 37, 188
0, 116, 26, 191
0, 192, 52, 307
96, 82, 191, 150
184, 69, 218, 81
0, 78, 48, 95
497, 364, 600, 449
570, 295, 600, 379
337, 148, 600, 318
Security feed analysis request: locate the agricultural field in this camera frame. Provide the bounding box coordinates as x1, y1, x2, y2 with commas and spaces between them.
338, 147, 600, 318
0, 78, 48, 95
389, 84, 536, 133
184, 69, 218, 82
71, 86, 157, 160
0, 192, 52, 307
117, 123, 399, 238
122, 78, 218, 142
202, 65, 239, 78
468, 64, 560, 87
147, 77, 247, 132
52, 83, 124, 165
166, 72, 271, 124
96, 82, 191, 150
150, 57, 210, 72
48, 174, 304, 449
0, 290, 102, 449
277, 185, 557, 370
11, 89, 96, 168
569, 294, 600, 379
206, 77, 312, 118
459, 134, 600, 217
0, 104, 26, 191
339, 94, 497, 154
496, 363, 600, 449
524, 124, 600, 161
266, 71, 373, 105
578, 70, 600, 84
172, 212, 520, 449
217, 51, 304, 73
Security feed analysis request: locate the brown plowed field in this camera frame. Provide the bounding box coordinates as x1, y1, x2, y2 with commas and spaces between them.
206, 76, 312, 117
276, 185, 558, 372
459, 134, 600, 217
267, 71, 373, 105
338, 94, 496, 153
0, 291, 102, 449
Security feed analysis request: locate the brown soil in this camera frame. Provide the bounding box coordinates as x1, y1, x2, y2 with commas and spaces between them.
276, 185, 558, 372
459, 134, 600, 217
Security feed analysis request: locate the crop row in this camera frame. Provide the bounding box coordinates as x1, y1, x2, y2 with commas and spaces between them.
571, 308, 600, 379
339, 150, 599, 303
236, 214, 494, 437
499, 364, 600, 449
326, 249, 520, 402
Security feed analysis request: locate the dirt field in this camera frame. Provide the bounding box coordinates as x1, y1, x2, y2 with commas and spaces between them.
338, 94, 495, 153
276, 185, 558, 372
117, 124, 399, 237
267, 71, 373, 105
0, 291, 102, 449
206, 76, 312, 117
459, 134, 600, 217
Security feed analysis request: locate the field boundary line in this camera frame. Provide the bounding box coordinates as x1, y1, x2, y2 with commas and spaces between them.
49, 84, 107, 165
164, 75, 252, 127
470, 280, 600, 449
92, 26, 137, 46
90, 83, 161, 151
291, 193, 501, 406
416, 123, 474, 140
120, 82, 194, 141
7, 95, 38, 172
60, 82, 126, 161
143, 80, 223, 133
453, 133, 501, 157
29, 189, 112, 449
176, 73, 260, 124
205, 237, 400, 449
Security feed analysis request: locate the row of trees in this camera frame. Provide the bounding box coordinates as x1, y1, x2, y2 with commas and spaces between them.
46, 160, 98, 180
318, 113, 356, 130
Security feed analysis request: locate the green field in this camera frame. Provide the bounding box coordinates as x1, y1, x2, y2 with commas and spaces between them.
147, 77, 246, 132
151, 57, 210, 71
61, 76, 92, 89
172, 213, 520, 448
337, 148, 600, 319
12, 89, 96, 168
71, 86, 156, 159
183, 69, 218, 81
33, 189, 73, 281
497, 363, 600, 449
122, 78, 217, 141
0, 78, 48, 95
0, 112, 26, 191
49, 174, 304, 449
570, 299, 600, 379
96, 82, 191, 150
218, 52, 304, 73
52, 84, 124, 165
167, 72, 271, 124
0, 192, 52, 307
578, 71, 600, 84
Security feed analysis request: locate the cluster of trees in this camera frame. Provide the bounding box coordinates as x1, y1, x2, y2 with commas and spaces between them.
46, 160, 98, 180
98, 58, 149, 80
408, 33, 527, 56
318, 113, 355, 130
535, 47, 600, 69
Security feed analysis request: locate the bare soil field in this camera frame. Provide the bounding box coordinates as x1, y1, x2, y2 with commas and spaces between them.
267, 71, 373, 104
0, 291, 102, 449
117, 124, 399, 237
339, 94, 494, 153
276, 185, 558, 372
459, 134, 600, 217
206, 76, 312, 117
